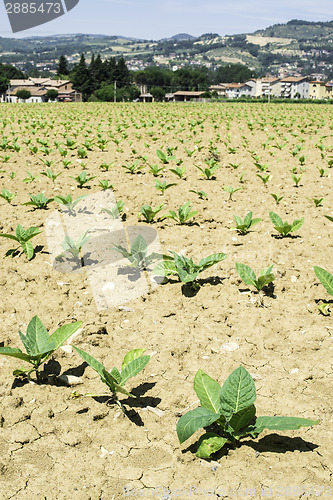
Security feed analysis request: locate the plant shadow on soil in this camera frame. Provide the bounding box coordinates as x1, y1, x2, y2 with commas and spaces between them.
182, 434, 318, 461
181, 276, 225, 297
91, 382, 160, 426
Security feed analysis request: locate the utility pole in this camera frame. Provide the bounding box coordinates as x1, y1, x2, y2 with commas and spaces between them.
114, 81, 116, 103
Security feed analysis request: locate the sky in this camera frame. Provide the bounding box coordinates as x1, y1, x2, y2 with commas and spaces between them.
0, 0, 332, 40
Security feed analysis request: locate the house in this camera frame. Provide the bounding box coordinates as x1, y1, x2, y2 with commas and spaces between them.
223, 83, 252, 99
7, 87, 48, 103
309, 81, 333, 100
247, 78, 280, 98
279, 76, 309, 99
173, 91, 206, 101
209, 84, 227, 98
139, 92, 154, 103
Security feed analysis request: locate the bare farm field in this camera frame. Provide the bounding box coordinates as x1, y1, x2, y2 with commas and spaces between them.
0, 102, 332, 499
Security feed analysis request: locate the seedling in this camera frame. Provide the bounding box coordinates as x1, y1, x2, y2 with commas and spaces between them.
270, 192, 284, 205
99, 161, 114, 171
113, 234, 165, 271
195, 161, 219, 179
77, 147, 87, 159
101, 201, 125, 219
121, 161, 141, 174
70, 171, 97, 188
0, 188, 16, 203
155, 180, 176, 194
138, 204, 165, 223
314, 266, 333, 315
148, 164, 165, 177
72, 347, 150, 410
62, 159, 72, 169
189, 189, 208, 200
0, 224, 41, 260
291, 172, 303, 187
54, 194, 87, 214
269, 211, 304, 237
154, 251, 226, 290
0, 315, 81, 381
23, 171, 39, 184
99, 180, 114, 190
55, 231, 91, 266
23, 193, 54, 209
223, 186, 243, 201
298, 155, 306, 166
40, 168, 62, 182
256, 173, 271, 185
1, 154, 11, 163
170, 165, 186, 179
156, 149, 176, 164
165, 201, 198, 224
177, 366, 318, 459
9, 171, 16, 180
232, 212, 261, 235
228, 162, 240, 170
236, 263, 275, 293
309, 197, 324, 207
317, 167, 328, 178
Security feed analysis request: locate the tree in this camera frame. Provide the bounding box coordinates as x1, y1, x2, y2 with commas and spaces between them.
150, 86, 166, 101
71, 54, 91, 101
0, 76, 9, 95
57, 55, 69, 76
46, 89, 59, 101
16, 89, 31, 101
0, 63, 24, 80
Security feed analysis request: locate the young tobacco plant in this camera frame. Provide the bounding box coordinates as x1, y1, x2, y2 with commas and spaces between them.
223, 186, 243, 201
170, 165, 186, 179
72, 347, 150, 408
101, 201, 125, 220
0, 224, 41, 260
54, 194, 87, 214
232, 212, 261, 235
70, 171, 97, 188
236, 263, 275, 292
269, 212, 304, 237
23, 193, 54, 209
156, 149, 176, 164
0, 188, 16, 203
165, 201, 198, 225
0, 315, 81, 380
138, 204, 164, 223
270, 192, 284, 205
113, 234, 165, 271
155, 180, 176, 194
153, 251, 227, 289
314, 266, 333, 315
55, 231, 91, 266
177, 366, 318, 459
189, 189, 208, 200
40, 168, 62, 182
196, 159, 219, 179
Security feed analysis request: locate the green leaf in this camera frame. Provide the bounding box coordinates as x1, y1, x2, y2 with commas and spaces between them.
121, 349, 146, 370
198, 253, 227, 272
256, 273, 275, 291
220, 366, 256, 420
196, 432, 228, 458
194, 369, 221, 413
236, 263, 257, 289
73, 346, 107, 383
269, 211, 283, 227
314, 266, 333, 297
0, 233, 19, 241
234, 215, 243, 226
177, 407, 221, 444
243, 212, 253, 226
48, 322, 82, 350
290, 217, 304, 232
21, 241, 34, 260
20, 316, 54, 356
101, 368, 118, 392
324, 215, 333, 223
25, 227, 42, 241
245, 416, 319, 438
110, 366, 121, 384
228, 404, 256, 434
120, 355, 150, 385
0, 347, 34, 364
16, 224, 26, 241
131, 235, 147, 257
153, 260, 177, 277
